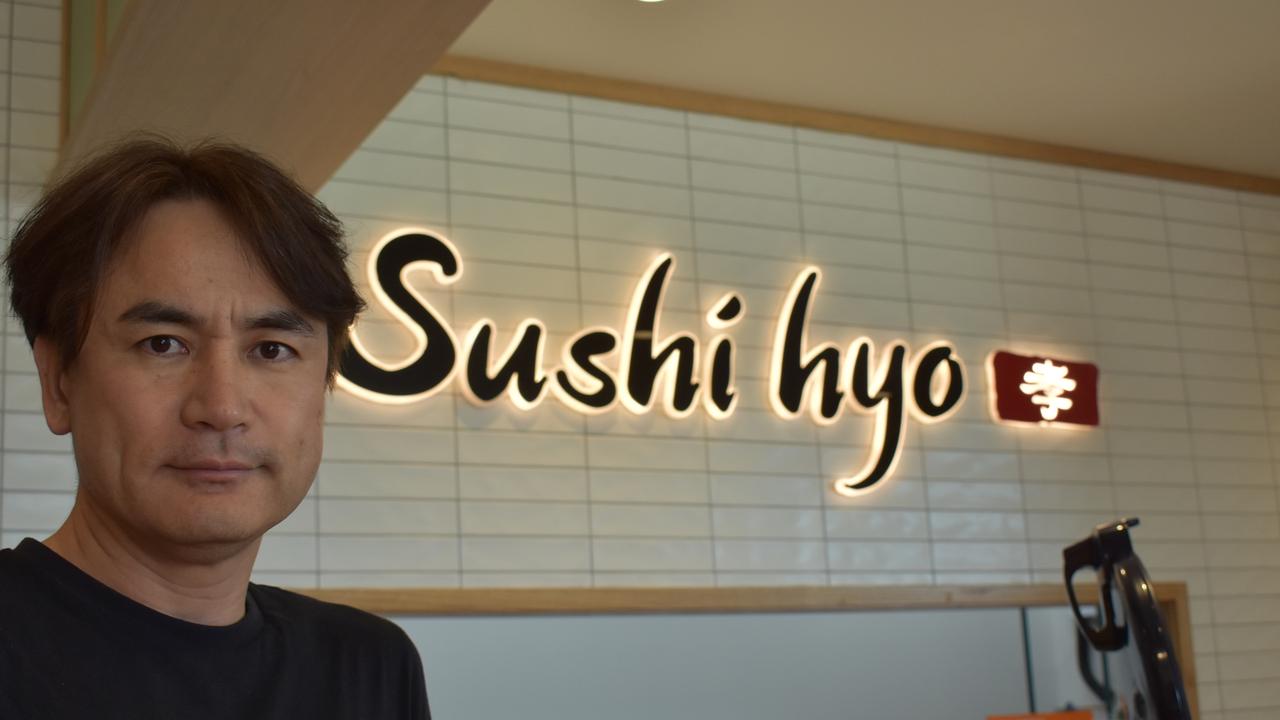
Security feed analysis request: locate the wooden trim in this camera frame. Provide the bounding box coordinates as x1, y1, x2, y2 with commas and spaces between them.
298, 582, 1197, 719
432, 55, 1280, 198
299, 583, 1116, 616
297, 582, 1179, 617
1160, 582, 1200, 719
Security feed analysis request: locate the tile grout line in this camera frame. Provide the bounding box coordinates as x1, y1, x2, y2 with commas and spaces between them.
792, 123, 832, 585
1077, 167, 1125, 572
683, 109, 719, 585
441, 82, 464, 588
1157, 184, 1224, 712
565, 95, 596, 586
987, 153, 1034, 583
1234, 188, 1280, 711
891, 144, 937, 584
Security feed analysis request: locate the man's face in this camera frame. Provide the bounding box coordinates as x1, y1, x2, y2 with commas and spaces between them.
35, 198, 329, 556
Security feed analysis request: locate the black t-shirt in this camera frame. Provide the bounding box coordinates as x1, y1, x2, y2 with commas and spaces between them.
0, 538, 430, 719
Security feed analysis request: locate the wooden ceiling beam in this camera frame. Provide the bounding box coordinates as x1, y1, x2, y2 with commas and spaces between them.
60, 0, 492, 191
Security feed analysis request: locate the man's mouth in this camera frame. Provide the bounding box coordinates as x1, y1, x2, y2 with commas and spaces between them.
166, 460, 261, 486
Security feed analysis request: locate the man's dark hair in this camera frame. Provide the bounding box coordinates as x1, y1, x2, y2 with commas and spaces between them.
4, 136, 365, 384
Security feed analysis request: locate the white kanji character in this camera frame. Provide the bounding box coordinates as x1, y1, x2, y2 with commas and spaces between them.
1018, 359, 1076, 421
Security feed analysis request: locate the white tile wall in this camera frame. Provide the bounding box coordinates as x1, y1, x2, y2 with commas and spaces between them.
1, 38, 1277, 715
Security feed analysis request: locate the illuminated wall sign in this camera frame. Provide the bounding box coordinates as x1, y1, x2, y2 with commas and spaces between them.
339, 229, 980, 495
987, 351, 1100, 427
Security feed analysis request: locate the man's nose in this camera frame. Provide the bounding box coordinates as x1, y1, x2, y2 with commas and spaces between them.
180, 348, 250, 431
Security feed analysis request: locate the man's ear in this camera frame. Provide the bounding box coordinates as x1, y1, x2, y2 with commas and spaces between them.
32, 336, 72, 435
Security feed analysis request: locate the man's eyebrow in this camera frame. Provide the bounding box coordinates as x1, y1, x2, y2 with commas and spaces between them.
247, 309, 315, 336
118, 301, 198, 327
118, 301, 315, 336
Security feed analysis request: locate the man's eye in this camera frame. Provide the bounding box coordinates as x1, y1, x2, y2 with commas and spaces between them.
142, 336, 187, 356
254, 341, 297, 361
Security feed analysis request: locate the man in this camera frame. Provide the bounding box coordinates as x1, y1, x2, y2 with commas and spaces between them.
0, 138, 431, 719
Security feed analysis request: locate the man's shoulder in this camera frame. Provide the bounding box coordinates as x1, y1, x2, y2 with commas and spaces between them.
0, 544, 19, 577
249, 583, 415, 652
0, 543, 47, 608
0, 542, 33, 575
0, 547, 23, 612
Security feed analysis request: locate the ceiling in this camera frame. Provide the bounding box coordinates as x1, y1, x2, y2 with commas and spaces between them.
450, 0, 1280, 181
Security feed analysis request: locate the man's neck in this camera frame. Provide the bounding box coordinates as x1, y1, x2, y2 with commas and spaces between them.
44, 499, 259, 627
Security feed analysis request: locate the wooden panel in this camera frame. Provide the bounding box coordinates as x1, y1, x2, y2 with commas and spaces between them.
301, 583, 1113, 616
433, 55, 1280, 198
60, 0, 492, 191
299, 582, 1197, 719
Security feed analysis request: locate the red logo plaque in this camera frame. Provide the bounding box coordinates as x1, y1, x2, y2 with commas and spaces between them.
988, 351, 1099, 427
